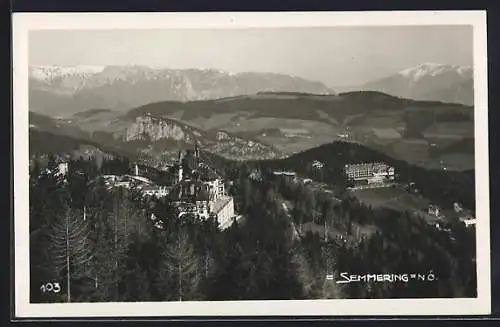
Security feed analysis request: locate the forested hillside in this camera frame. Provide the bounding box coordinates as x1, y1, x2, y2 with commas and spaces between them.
30, 152, 476, 302
204, 141, 475, 212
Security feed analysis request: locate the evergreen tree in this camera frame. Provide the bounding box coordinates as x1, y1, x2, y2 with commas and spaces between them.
88, 209, 128, 302
156, 227, 201, 301
46, 205, 93, 302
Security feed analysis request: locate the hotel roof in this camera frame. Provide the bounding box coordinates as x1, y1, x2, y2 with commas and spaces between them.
344, 162, 392, 169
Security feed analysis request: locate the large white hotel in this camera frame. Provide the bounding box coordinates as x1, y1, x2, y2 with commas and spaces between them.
344, 162, 395, 185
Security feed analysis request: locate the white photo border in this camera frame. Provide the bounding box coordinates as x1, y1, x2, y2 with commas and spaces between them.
13, 10, 490, 318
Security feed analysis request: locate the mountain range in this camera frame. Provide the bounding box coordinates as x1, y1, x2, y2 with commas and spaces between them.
28, 63, 475, 171
29, 63, 474, 119
29, 65, 334, 117
355, 63, 474, 106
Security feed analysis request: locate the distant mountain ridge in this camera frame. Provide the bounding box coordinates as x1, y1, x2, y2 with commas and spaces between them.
30, 90, 475, 171
29, 65, 334, 117
357, 63, 474, 106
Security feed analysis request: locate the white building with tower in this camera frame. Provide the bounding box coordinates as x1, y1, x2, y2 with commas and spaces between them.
167, 144, 236, 229
169, 177, 235, 227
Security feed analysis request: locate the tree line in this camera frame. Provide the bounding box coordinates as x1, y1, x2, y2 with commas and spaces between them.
29, 153, 476, 302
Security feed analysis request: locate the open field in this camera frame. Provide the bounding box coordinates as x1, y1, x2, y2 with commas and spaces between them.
258, 135, 336, 154
223, 117, 338, 134
390, 139, 431, 166
423, 122, 474, 139
433, 153, 475, 171
177, 112, 244, 130
349, 186, 444, 225
359, 134, 475, 171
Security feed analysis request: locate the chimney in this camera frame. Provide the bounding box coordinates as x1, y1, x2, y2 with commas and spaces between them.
178, 165, 183, 182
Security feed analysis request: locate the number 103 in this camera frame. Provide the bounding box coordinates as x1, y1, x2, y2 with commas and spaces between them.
40, 282, 61, 293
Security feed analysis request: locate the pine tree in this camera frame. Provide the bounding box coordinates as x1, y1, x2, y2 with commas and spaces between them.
156, 227, 201, 301
93, 189, 136, 301
46, 205, 93, 302
91, 220, 114, 300
30, 228, 55, 303
320, 244, 346, 299
291, 247, 317, 298
122, 261, 152, 301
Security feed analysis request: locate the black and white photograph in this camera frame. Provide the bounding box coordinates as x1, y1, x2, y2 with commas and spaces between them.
13, 11, 490, 317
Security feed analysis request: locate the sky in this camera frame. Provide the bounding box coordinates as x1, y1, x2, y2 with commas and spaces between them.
29, 26, 473, 87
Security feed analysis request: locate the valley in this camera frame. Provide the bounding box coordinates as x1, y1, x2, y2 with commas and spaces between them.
28, 63, 475, 172
29, 90, 475, 172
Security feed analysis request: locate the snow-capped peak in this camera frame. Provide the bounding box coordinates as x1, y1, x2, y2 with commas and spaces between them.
30, 65, 106, 81
198, 67, 233, 75
398, 63, 472, 82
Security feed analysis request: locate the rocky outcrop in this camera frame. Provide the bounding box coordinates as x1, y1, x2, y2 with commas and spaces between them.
124, 115, 189, 142
117, 114, 283, 163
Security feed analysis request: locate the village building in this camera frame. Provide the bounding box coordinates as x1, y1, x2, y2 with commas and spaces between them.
142, 185, 170, 198
454, 202, 464, 213
124, 175, 154, 186
114, 180, 131, 188
100, 175, 125, 189
460, 217, 476, 228
428, 204, 441, 217
150, 213, 164, 229
36, 159, 70, 183
312, 160, 325, 169
406, 182, 420, 194
56, 162, 69, 177
434, 221, 453, 233
165, 145, 237, 229
344, 162, 395, 185
169, 179, 235, 227
100, 173, 154, 190
212, 196, 235, 228
459, 214, 476, 228
273, 171, 296, 176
